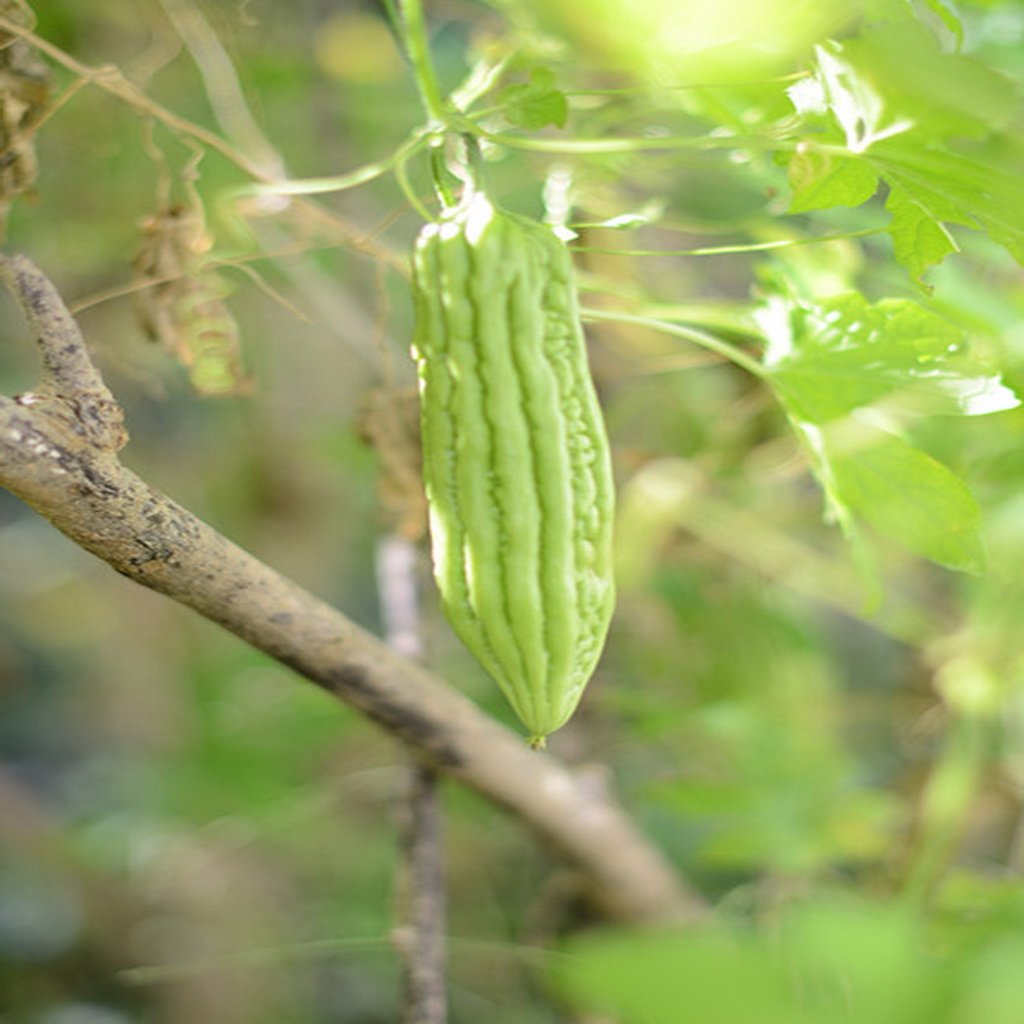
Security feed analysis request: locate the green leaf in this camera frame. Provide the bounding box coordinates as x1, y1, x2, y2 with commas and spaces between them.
761, 290, 998, 573
826, 428, 985, 575
553, 930, 799, 1024
788, 149, 879, 213
875, 145, 1024, 277
499, 66, 568, 129
810, 41, 911, 153
761, 293, 1019, 424
839, 21, 1013, 143
788, 21, 1024, 279
885, 184, 959, 284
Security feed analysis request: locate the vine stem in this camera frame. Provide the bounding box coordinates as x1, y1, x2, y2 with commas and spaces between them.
581, 306, 767, 380
481, 128, 794, 155
398, 0, 447, 125
571, 226, 887, 258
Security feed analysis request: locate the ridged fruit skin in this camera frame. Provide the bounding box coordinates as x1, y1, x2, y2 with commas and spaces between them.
410, 192, 615, 742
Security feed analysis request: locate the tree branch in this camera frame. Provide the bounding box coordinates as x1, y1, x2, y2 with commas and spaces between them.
0, 254, 706, 926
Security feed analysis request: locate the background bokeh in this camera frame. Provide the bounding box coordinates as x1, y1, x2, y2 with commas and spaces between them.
3, 2, 1024, 1022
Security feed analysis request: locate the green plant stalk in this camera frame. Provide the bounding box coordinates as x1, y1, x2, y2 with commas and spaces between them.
481, 128, 795, 155
580, 307, 767, 380
429, 146, 456, 209
571, 227, 887, 258
398, 0, 447, 125
244, 129, 430, 198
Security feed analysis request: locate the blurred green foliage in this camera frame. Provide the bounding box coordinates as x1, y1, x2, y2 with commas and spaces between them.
2, 1, 1024, 1022
554, 894, 1024, 1024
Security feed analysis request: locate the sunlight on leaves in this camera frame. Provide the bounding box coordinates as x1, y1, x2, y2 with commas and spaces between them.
760, 293, 1019, 424
812, 42, 914, 154
783, 18, 1023, 282
756, 286, 1005, 574
510, 0, 856, 85
840, 20, 1015, 144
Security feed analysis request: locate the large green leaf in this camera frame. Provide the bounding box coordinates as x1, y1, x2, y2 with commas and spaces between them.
762, 293, 1018, 424
796, 21, 1015, 150
839, 21, 1015, 144
785, 21, 1024, 279
873, 143, 1024, 274
825, 428, 986, 575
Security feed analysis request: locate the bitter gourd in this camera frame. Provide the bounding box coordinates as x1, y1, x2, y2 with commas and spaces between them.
411, 190, 615, 744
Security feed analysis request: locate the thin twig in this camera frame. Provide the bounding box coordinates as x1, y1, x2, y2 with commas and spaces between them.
395, 761, 447, 1024
377, 535, 448, 1024
0, 14, 406, 273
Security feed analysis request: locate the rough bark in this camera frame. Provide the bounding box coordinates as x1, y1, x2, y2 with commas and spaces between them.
0, 254, 706, 926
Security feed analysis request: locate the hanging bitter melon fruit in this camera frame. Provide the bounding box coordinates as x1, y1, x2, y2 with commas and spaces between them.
410, 190, 615, 744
